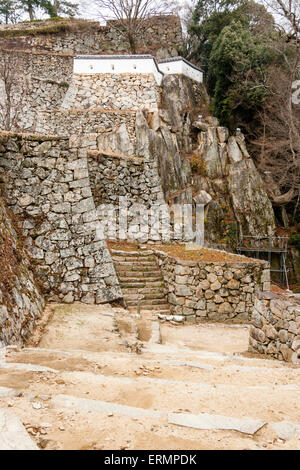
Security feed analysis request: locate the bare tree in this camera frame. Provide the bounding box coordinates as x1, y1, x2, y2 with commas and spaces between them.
94, 0, 179, 53
249, 46, 300, 224
243, 1, 300, 224
0, 0, 22, 24
262, 0, 300, 38
0, 52, 28, 130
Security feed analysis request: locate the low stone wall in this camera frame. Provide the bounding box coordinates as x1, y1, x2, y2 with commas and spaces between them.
154, 250, 270, 323
249, 292, 300, 363
0, 197, 44, 346
0, 132, 122, 304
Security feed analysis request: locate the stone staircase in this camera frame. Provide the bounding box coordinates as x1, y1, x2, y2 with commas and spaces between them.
0, 302, 300, 450
110, 248, 170, 315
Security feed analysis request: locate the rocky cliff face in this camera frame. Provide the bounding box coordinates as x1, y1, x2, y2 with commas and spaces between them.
147, 74, 276, 244
193, 124, 276, 240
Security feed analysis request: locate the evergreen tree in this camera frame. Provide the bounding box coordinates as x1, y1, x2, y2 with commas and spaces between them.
188, 0, 248, 70
0, 0, 20, 23
18, 0, 43, 20
208, 19, 275, 127
41, 0, 78, 18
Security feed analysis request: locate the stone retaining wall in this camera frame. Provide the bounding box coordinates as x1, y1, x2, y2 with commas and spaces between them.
35, 110, 137, 139
0, 126, 171, 300
154, 250, 270, 323
0, 132, 122, 304
0, 50, 73, 131
0, 16, 182, 58
88, 152, 164, 209
0, 197, 44, 346
61, 74, 161, 112
249, 292, 300, 363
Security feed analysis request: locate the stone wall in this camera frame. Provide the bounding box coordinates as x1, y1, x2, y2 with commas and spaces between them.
0, 132, 122, 304
35, 110, 137, 138
88, 152, 164, 209
0, 16, 182, 58
0, 50, 73, 131
249, 292, 300, 363
61, 74, 161, 112
0, 14, 180, 132
0, 124, 172, 300
154, 249, 270, 323
0, 196, 44, 347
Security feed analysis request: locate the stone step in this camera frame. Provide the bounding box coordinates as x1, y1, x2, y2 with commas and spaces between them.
116, 270, 163, 278
110, 249, 154, 257
51, 394, 162, 420
113, 261, 158, 268
48, 394, 300, 440
127, 304, 170, 311
119, 276, 163, 283
120, 281, 165, 288
3, 346, 298, 390
0, 410, 39, 450
47, 391, 265, 436
115, 265, 159, 272
4, 345, 295, 374
113, 257, 157, 263
122, 287, 166, 295
125, 297, 169, 306
1, 381, 299, 447
123, 292, 166, 301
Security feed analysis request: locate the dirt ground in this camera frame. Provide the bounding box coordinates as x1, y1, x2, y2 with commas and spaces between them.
0, 303, 299, 450
160, 322, 250, 353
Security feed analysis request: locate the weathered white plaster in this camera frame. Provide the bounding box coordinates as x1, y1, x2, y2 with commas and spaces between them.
73, 55, 204, 85
74, 55, 164, 86
159, 57, 203, 83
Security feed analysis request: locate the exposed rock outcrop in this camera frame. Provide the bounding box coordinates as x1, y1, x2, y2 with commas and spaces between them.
153, 74, 276, 243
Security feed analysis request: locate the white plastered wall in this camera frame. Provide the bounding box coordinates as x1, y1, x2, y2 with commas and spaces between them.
74, 56, 163, 86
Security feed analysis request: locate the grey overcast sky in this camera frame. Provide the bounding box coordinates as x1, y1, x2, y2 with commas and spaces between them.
77, 0, 192, 24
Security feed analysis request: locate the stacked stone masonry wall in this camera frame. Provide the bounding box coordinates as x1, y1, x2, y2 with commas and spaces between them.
0, 129, 169, 301
36, 110, 137, 139
88, 154, 164, 209
0, 132, 122, 304
0, 16, 182, 58
61, 74, 161, 112
249, 292, 300, 363
0, 50, 73, 131
155, 250, 270, 323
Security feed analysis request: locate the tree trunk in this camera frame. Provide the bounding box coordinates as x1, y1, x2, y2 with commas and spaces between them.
281, 207, 289, 228
128, 32, 137, 54
28, 4, 34, 21
53, 0, 59, 17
